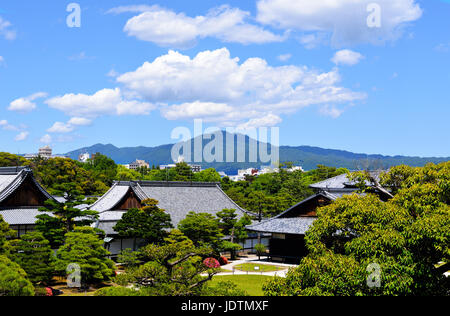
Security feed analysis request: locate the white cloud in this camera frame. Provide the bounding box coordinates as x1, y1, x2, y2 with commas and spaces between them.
0, 16, 16, 40
162, 101, 233, 120
40, 134, 52, 144
8, 92, 48, 113
256, 0, 422, 47
277, 54, 292, 62
237, 114, 282, 129
117, 48, 366, 127
45, 88, 155, 118
14, 131, 29, 141
68, 117, 92, 126
0, 56, 4, 65
106, 5, 157, 15
0, 119, 14, 131
113, 5, 284, 48
319, 105, 344, 118
331, 49, 364, 66
47, 122, 75, 134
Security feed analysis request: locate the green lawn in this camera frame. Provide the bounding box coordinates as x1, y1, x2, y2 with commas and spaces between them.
208, 275, 273, 296
233, 263, 286, 272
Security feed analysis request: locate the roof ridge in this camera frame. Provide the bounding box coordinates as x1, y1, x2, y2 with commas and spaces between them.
114, 180, 220, 188
89, 182, 119, 210
309, 173, 349, 188
0, 169, 27, 203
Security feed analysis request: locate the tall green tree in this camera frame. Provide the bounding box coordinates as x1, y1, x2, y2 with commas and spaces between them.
0, 152, 28, 167
113, 199, 173, 247
30, 157, 109, 196
5, 232, 54, 284
178, 212, 224, 250
35, 183, 98, 248
82, 153, 118, 186
0, 215, 15, 254
114, 232, 219, 296
55, 227, 115, 286
264, 162, 450, 296
0, 255, 34, 296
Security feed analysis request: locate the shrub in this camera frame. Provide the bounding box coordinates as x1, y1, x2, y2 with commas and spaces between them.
219, 256, 229, 265
203, 257, 220, 269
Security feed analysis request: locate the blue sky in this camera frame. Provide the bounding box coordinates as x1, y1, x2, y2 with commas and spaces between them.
0, 0, 449, 157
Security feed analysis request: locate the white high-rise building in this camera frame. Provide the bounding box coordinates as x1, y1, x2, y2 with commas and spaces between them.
38, 146, 52, 159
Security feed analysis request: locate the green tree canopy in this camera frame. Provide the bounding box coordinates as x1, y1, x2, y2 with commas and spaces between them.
178, 212, 224, 250
0, 255, 35, 296
5, 231, 54, 284
0, 152, 28, 167
113, 199, 173, 245
36, 183, 99, 248
55, 227, 115, 286
115, 232, 218, 296
0, 215, 15, 254
264, 162, 450, 296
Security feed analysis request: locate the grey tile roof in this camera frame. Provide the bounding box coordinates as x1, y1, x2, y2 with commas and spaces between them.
0, 208, 52, 225
95, 221, 120, 235
0, 168, 55, 226
309, 171, 382, 190
89, 184, 131, 212
247, 217, 316, 235
90, 181, 251, 235
139, 183, 248, 227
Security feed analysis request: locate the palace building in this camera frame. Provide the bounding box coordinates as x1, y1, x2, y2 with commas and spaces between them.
247, 172, 392, 263
0, 167, 55, 237
88, 180, 263, 256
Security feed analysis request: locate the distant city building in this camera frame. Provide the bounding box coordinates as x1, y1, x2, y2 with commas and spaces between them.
129, 159, 150, 170
78, 152, 91, 163
228, 165, 304, 181
38, 146, 52, 159
23, 146, 68, 160
160, 163, 202, 173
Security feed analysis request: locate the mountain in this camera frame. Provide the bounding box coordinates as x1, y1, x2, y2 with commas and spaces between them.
66, 133, 450, 174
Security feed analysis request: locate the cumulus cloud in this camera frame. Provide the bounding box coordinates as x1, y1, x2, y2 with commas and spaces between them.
68, 117, 92, 126
47, 122, 75, 134
8, 92, 48, 113
319, 105, 345, 118
45, 88, 155, 118
0, 119, 19, 131
111, 5, 284, 48
331, 49, 365, 66
117, 48, 366, 126
14, 131, 29, 141
0, 16, 16, 40
277, 54, 292, 62
237, 114, 282, 129
256, 0, 422, 47
40, 134, 52, 144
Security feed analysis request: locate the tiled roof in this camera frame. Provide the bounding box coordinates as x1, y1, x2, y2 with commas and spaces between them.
247, 217, 316, 235
89, 184, 131, 212
0, 167, 54, 205
89, 181, 251, 235
309, 171, 382, 190
138, 183, 249, 227
0, 208, 52, 225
